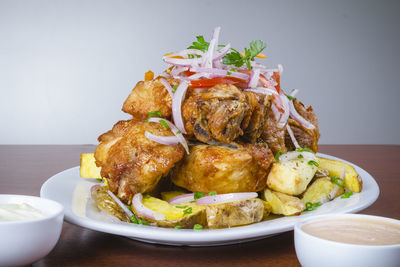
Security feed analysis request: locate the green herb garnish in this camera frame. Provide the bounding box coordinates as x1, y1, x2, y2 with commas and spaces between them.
172, 85, 178, 93
275, 151, 283, 162
174, 225, 182, 229
295, 147, 314, 153
96, 178, 103, 182
130, 215, 138, 224
229, 68, 237, 72
176, 130, 182, 134
159, 119, 169, 129
227, 71, 232, 75
208, 191, 217, 196
175, 205, 187, 209
193, 224, 203, 230
308, 160, 319, 167
287, 95, 295, 101
143, 194, 151, 199
188, 36, 209, 52
331, 177, 344, 187
188, 54, 195, 59
183, 207, 192, 216
222, 40, 266, 70
305, 202, 321, 211
194, 192, 205, 200
146, 110, 163, 122
298, 154, 304, 159
341, 191, 353, 199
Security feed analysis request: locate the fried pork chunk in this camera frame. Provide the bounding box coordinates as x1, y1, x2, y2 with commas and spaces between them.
182, 84, 250, 144
261, 104, 288, 155
171, 143, 274, 194
94, 118, 184, 203
285, 99, 320, 152
122, 78, 178, 119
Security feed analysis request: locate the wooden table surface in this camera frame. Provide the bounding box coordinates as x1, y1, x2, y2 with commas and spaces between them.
1, 145, 399, 267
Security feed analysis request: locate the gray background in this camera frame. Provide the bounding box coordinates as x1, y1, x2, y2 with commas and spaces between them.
0, 0, 399, 145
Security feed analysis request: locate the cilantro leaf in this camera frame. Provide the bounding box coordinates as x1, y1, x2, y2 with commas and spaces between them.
188, 36, 209, 52
222, 50, 244, 67
222, 40, 266, 70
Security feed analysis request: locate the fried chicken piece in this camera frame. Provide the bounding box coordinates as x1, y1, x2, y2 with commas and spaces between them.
285, 99, 320, 152
171, 143, 274, 194
94, 118, 184, 203
241, 92, 271, 143
261, 104, 288, 155
181, 84, 250, 144
122, 78, 178, 119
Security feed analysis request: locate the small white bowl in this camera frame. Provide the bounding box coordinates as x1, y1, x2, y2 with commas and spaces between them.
0, 194, 64, 267
294, 214, 400, 267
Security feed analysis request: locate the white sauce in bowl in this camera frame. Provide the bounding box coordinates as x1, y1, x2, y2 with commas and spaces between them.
302, 218, 400, 246
0, 203, 44, 221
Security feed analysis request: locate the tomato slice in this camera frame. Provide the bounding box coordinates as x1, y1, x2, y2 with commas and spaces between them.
272, 72, 281, 94
189, 77, 247, 88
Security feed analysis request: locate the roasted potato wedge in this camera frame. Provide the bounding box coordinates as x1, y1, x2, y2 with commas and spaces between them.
264, 189, 305, 216
139, 196, 206, 228
302, 178, 344, 204
80, 153, 102, 179
317, 157, 362, 193
204, 198, 264, 229
267, 158, 318, 196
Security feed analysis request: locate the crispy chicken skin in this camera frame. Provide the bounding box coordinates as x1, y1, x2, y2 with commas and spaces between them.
122, 78, 178, 119
181, 84, 250, 144
171, 143, 274, 194
95, 118, 184, 203
285, 99, 320, 152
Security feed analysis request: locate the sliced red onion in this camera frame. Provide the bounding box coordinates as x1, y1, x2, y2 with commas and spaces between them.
277, 94, 290, 128
340, 165, 346, 179
290, 88, 299, 98
170, 66, 188, 79
171, 80, 189, 134
278, 151, 316, 162
132, 193, 165, 221
244, 87, 278, 96
107, 190, 134, 218
159, 71, 170, 78
286, 124, 300, 149
145, 131, 180, 145
202, 38, 216, 68
196, 192, 258, 205
212, 43, 231, 61
289, 100, 315, 130
159, 78, 174, 97
163, 57, 202, 67
148, 117, 189, 154
168, 193, 195, 205
189, 67, 249, 81
248, 69, 261, 88
187, 72, 211, 80
167, 49, 204, 58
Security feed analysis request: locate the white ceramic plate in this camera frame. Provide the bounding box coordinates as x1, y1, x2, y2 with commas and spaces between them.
40, 153, 379, 246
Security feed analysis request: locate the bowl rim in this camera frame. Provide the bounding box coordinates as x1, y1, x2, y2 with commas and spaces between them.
0, 194, 64, 225
294, 213, 400, 248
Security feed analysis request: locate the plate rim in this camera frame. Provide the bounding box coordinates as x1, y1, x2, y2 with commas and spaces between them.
40, 153, 380, 246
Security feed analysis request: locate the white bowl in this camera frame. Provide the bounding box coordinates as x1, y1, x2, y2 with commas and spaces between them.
294, 214, 400, 267
0, 194, 64, 267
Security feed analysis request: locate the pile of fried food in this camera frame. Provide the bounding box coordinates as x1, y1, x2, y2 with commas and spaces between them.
80, 27, 363, 229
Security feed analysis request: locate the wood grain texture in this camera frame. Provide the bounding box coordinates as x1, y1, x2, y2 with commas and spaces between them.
0, 145, 398, 267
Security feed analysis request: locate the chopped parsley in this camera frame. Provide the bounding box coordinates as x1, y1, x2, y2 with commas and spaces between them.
176, 130, 182, 134
174, 225, 182, 229
341, 191, 353, 199
96, 178, 104, 182
159, 119, 169, 129
208, 191, 217, 196
183, 207, 192, 216
188, 35, 209, 52
172, 85, 178, 93
275, 151, 283, 162
193, 224, 203, 230
194, 192, 205, 200
331, 177, 344, 187
286, 94, 295, 101
175, 205, 187, 209
295, 147, 314, 153
143, 194, 151, 199
305, 202, 321, 211
129, 215, 138, 224
145, 110, 163, 122
308, 160, 319, 167
222, 40, 266, 70
298, 154, 304, 159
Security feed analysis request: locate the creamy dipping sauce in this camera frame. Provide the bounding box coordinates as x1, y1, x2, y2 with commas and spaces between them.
0, 203, 44, 222
302, 218, 400, 246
